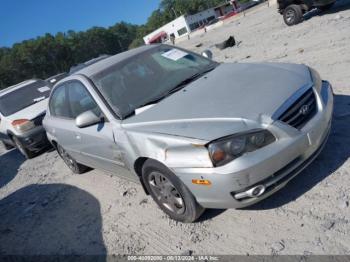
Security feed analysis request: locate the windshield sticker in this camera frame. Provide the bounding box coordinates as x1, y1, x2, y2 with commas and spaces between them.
161, 49, 188, 61
37, 86, 50, 93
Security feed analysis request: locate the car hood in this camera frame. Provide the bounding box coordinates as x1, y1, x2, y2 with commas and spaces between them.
122, 63, 313, 141
6, 98, 48, 121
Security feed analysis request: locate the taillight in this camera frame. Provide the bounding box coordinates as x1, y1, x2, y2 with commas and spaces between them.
11, 119, 35, 133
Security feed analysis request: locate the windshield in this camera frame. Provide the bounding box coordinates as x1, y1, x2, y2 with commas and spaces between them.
91, 45, 217, 119
0, 80, 51, 116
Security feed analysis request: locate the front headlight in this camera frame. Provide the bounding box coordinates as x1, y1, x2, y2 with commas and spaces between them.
207, 129, 276, 167
309, 67, 322, 93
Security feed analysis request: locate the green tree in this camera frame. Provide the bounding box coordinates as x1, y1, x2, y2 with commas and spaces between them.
0, 22, 139, 89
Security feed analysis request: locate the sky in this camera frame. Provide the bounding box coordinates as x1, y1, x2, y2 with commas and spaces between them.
0, 0, 160, 47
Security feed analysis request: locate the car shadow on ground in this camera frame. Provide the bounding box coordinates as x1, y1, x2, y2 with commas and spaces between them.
0, 184, 106, 256
304, 0, 350, 20
197, 209, 226, 222
245, 94, 350, 210
0, 149, 25, 188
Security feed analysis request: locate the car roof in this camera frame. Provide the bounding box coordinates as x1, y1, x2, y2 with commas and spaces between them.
46, 73, 67, 81
69, 54, 111, 75
0, 79, 37, 97
74, 44, 159, 78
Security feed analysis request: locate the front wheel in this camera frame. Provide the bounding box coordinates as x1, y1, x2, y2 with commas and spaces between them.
56, 144, 88, 174
142, 160, 205, 223
283, 4, 303, 26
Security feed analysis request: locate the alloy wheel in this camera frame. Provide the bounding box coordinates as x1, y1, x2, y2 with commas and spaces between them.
285, 9, 296, 24
148, 171, 185, 215
58, 146, 76, 170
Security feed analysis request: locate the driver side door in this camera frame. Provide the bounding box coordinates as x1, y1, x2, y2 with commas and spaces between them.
65, 80, 125, 173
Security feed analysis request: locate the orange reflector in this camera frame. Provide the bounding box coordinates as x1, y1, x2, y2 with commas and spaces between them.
192, 179, 211, 186
211, 149, 226, 162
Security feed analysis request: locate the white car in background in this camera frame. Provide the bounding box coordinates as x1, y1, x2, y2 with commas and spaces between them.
0, 79, 51, 158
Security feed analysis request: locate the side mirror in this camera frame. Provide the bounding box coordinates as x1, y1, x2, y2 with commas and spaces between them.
75, 110, 102, 128
201, 50, 213, 60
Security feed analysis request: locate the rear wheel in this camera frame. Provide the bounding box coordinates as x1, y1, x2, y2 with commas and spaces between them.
142, 160, 204, 223
56, 144, 88, 174
12, 136, 35, 159
283, 4, 303, 26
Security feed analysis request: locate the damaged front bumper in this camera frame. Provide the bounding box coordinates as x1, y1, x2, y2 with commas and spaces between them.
172, 81, 333, 209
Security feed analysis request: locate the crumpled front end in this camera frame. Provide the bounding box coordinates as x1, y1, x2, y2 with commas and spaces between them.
172, 81, 333, 209
117, 129, 213, 172
120, 63, 332, 210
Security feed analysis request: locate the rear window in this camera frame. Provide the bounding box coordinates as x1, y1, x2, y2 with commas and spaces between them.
0, 80, 51, 116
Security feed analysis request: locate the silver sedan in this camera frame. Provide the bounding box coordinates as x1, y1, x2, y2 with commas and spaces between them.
43, 44, 333, 222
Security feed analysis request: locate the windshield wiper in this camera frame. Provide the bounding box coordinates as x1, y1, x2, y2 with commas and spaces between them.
136, 66, 217, 109
166, 66, 216, 95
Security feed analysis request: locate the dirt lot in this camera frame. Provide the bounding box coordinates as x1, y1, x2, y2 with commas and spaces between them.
1, 0, 350, 255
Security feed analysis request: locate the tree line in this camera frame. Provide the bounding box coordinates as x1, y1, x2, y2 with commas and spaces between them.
0, 0, 225, 89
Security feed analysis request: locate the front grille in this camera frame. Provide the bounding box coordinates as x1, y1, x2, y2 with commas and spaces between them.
32, 113, 46, 126
278, 88, 317, 129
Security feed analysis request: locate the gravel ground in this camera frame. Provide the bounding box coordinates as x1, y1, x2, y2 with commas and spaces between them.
1, 1, 350, 255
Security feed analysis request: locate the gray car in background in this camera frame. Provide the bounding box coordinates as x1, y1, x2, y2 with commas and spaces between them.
43, 44, 333, 222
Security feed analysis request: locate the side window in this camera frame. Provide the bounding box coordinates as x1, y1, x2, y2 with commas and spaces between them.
67, 81, 102, 119
50, 85, 70, 118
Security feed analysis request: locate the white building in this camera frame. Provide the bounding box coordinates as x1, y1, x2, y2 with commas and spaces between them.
143, 15, 190, 45
143, 2, 235, 44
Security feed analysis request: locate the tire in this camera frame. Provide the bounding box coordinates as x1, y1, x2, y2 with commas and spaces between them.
319, 3, 334, 11
12, 136, 35, 159
56, 144, 88, 174
283, 4, 303, 26
142, 159, 205, 223
2, 141, 13, 150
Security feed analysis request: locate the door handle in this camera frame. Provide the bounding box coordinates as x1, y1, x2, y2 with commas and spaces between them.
75, 134, 81, 140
